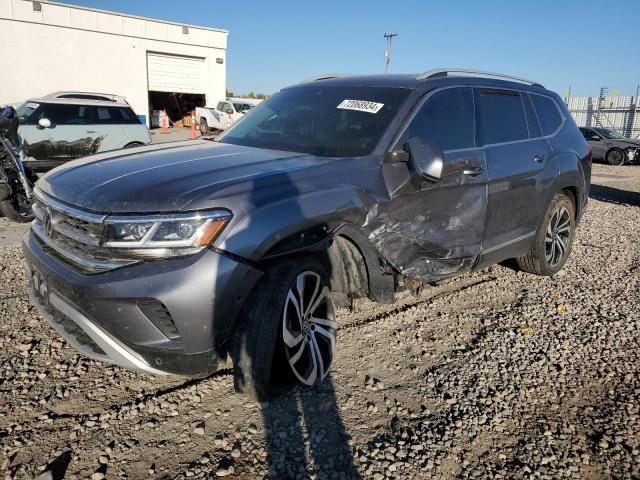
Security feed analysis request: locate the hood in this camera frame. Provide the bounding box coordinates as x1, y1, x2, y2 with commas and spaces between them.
37, 140, 331, 213
616, 139, 640, 148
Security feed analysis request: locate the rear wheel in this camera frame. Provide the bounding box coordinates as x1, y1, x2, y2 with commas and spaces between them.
231, 256, 336, 399
517, 192, 575, 276
199, 118, 209, 135
606, 148, 625, 166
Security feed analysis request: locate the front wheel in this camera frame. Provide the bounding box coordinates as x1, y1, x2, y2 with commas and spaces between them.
0, 198, 33, 223
517, 192, 575, 276
231, 256, 336, 399
606, 148, 626, 166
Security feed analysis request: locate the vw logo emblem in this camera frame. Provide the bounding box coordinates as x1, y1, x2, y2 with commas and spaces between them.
43, 207, 54, 237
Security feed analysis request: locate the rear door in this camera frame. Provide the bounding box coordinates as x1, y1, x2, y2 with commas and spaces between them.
87, 105, 150, 150
475, 88, 556, 254
375, 86, 488, 281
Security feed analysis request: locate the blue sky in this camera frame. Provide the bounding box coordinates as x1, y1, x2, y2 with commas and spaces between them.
67, 0, 640, 97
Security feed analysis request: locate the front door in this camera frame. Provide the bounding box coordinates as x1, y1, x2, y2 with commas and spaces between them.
475, 88, 556, 253
373, 86, 488, 282
19, 102, 105, 169
584, 128, 607, 159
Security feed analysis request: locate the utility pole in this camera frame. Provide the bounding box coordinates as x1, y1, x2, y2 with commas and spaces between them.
384, 33, 397, 74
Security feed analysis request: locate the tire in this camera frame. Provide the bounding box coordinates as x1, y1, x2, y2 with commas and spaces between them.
517, 192, 575, 276
199, 118, 209, 135
231, 255, 336, 399
606, 148, 626, 166
0, 199, 34, 223
124, 142, 144, 149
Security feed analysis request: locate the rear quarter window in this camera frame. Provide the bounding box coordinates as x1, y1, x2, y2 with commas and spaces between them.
531, 94, 563, 136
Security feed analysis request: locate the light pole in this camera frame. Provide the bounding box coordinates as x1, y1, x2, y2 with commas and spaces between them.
384, 33, 397, 74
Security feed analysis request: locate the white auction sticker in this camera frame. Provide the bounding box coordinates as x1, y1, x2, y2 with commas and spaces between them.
337, 99, 384, 114
26, 102, 40, 109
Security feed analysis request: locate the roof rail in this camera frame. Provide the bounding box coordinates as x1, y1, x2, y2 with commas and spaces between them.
300, 73, 355, 83
417, 68, 544, 88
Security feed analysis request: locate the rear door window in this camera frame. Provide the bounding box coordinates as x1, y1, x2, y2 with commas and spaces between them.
523, 94, 542, 138
530, 94, 563, 136
83, 106, 141, 125
397, 87, 475, 151
475, 89, 528, 146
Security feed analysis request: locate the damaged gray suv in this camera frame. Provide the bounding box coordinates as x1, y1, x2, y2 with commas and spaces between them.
23, 69, 591, 398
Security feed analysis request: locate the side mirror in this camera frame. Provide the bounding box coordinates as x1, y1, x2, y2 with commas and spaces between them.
591, 135, 601, 141
407, 137, 444, 180
225, 109, 234, 114
38, 118, 51, 129
383, 150, 410, 164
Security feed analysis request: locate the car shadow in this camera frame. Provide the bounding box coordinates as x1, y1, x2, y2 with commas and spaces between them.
215, 160, 361, 478
589, 183, 640, 207
36, 450, 72, 480
260, 378, 361, 479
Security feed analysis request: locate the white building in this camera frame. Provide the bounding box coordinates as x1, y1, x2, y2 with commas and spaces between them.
0, 0, 228, 126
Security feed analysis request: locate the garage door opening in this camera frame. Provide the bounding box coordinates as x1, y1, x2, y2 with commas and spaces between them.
148, 92, 205, 129
147, 52, 207, 129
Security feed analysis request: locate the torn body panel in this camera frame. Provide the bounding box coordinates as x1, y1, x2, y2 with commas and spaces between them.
365, 149, 488, 283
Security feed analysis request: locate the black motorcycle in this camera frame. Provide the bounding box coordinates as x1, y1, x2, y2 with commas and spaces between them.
0, 108, 36, 222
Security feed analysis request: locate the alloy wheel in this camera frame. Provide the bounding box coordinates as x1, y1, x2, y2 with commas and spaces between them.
545, 206, 571, 267
282, 271, 336, 386
607, 149, 624, 165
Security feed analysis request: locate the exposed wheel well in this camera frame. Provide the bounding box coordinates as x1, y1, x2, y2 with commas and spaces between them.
562, 186, 578, 219
124, 142, 144, 148
324, 235, 369, 302
258, 224, 395, 305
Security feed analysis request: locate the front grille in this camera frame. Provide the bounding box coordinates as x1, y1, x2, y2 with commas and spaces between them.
31, 190, 135, 273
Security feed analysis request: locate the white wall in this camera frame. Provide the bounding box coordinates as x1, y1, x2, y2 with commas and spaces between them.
567, 96, 640, 139
0, 0, 228, 124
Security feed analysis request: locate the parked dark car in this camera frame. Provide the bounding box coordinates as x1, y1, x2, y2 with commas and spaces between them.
579, 127, 639, 165
23, 69, 591, 398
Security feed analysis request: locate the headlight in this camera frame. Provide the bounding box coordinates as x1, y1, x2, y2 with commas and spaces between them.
103, 210, 231, 252
627, 148, 637, 161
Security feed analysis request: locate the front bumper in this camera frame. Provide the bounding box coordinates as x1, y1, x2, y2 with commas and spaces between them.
22, 230, 262, 376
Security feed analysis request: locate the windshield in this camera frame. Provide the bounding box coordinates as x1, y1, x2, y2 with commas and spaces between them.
233, 103, 252, 113
15, 102, 39, 124
218, 85, 411, 157
596, 128, 626, 140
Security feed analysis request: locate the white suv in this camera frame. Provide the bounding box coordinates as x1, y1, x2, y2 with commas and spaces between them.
16, 97, 151, 171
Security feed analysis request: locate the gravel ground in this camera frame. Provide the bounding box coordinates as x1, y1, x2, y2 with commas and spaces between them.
1, 163, 639, 479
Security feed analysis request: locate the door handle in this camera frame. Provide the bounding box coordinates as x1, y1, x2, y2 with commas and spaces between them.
462, 167, 484, 176
533, 154, 546, 163
86, 130, 96, 134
